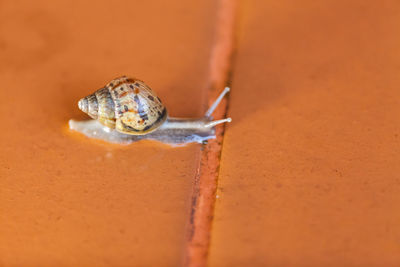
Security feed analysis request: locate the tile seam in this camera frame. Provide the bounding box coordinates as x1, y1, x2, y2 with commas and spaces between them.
183, 0, 238, 266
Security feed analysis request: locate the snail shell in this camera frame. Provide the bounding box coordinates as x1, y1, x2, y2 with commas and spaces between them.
78, 76, 167, 135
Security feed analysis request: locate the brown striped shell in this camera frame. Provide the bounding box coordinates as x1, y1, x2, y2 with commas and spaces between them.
78, 76, 167, 135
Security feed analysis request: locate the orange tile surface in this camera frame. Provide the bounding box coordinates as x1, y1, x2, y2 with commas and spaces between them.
0, 0, 218, 266
209, 0, 400, 266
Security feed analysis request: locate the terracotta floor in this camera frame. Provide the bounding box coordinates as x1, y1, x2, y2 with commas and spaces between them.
209, 0, 400, 266
0, 0, 217, 266
2, 0, 400, 266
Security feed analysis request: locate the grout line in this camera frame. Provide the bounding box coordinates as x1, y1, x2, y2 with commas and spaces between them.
183, 0, 238, 266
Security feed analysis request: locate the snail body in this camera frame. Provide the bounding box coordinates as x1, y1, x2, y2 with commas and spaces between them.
75, 76, 231, 144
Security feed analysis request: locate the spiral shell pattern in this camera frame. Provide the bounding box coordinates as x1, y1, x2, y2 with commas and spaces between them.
78, 76, 167, 135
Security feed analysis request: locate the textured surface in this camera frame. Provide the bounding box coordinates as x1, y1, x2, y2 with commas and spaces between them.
209, 0, 400, 266
0, 0, 217, 266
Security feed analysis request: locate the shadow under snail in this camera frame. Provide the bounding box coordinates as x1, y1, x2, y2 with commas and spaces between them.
69, 76, 231, 145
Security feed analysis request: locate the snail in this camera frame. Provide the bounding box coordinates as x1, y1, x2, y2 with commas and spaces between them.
70, 76, 231, 145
